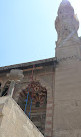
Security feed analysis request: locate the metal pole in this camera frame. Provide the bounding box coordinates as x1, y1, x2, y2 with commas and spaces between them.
29, 97, 32, 119
24, 92, 29, 113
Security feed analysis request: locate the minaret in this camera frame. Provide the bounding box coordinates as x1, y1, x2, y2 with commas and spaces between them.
55, 0, 79, 47
53, 1, 81, 137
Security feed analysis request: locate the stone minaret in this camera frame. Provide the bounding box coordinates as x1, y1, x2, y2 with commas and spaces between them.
55, 0, 81, 59
54, 0, 81, 137
55, 0, 79, 46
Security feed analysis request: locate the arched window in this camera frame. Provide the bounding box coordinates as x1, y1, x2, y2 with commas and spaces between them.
17, 80, 47, 135
1, 81, 11, 96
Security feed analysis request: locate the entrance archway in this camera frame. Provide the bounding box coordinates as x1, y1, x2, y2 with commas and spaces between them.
17, 80, 47, 135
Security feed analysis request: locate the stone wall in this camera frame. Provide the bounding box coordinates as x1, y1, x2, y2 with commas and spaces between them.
0, 96, 44, 137
0, 64, 55, 137
53, 57, 81, 137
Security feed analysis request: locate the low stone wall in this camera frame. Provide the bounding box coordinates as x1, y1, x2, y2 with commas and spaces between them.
0, 96, 44, 137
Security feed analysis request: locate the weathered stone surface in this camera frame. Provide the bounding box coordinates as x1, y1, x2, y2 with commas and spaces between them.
0, 62, 55, 136
8, 80, 15, 97
54, 0, 81, 137
7, 69, 24, 81
55, 0, 79, 47
54, 129, 81, 137
0, 96, 44, 137
54, 58, 81, 136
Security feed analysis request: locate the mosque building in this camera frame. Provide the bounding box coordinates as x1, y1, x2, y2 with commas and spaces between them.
0, 0, 81, 137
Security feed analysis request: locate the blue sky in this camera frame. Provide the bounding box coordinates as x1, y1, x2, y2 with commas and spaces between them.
0, 0, 81, 67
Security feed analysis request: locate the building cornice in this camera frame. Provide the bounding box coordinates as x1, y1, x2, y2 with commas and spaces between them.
0, 57, 57, 73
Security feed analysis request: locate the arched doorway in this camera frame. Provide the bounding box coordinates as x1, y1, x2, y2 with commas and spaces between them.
17, 80, 47, 135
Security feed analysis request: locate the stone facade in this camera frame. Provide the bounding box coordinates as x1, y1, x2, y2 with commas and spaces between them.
0, 58, 56, 137
0, 0, 81, 137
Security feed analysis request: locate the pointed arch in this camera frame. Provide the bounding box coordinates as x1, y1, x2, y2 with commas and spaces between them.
17, 80, 47, 135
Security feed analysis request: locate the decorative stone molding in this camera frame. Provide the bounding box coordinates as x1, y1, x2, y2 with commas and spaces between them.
57, 55, 79, 63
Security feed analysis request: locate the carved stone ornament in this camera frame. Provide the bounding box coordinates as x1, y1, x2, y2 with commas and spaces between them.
7, 69, 24, 81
